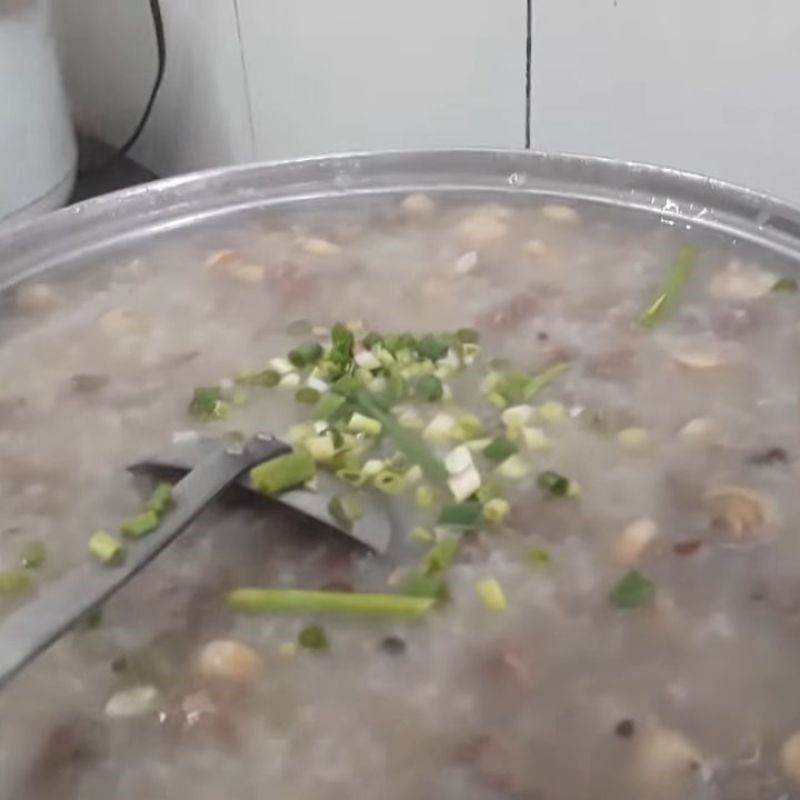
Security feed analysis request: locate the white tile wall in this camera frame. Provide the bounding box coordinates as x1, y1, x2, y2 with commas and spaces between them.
52, 0, 800, 208
238, 0, 526, 160
53, 0, 254, 175
531, 0, 800, 205
53, 0, 525, 174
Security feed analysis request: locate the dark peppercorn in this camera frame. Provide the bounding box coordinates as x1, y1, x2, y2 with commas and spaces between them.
110, 656, 127, 674
614, 719, 636, 738
750, 447, 789, 466
379, 636, 407, 655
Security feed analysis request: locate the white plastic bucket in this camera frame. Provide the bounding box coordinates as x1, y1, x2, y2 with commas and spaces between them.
0, 0, 77, 222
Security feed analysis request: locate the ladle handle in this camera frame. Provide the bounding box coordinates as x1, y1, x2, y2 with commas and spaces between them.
0, 434, 288, 690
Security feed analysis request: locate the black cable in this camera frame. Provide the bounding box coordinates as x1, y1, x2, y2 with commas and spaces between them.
525, 0, 532, 149
79, 0, 166, 174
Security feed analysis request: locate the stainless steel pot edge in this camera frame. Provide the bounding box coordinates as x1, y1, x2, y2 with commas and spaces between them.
3, 149, 800, 288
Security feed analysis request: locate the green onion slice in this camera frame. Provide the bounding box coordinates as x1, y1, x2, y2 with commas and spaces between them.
639, 244, 697, 328
228, 589, 436, 618
250, 450, 315, 495
536, 470, 570, 497
483, 437, 518, 463
438, 501, 483, 529
609, 570, 656, 609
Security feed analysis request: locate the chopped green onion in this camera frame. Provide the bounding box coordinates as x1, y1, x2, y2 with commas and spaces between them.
521, 426, 551, 451
456, 327, 480, 344
438, 501, 483, 529
330, 323, 355, 372
328, 492, 364, 530
331, 374, 361, 398
639, 244, 697, 328
422, 538, 460, 573
228, 589, 436, 618
453, 415, 483, 441
404, 464, 423, 485
773, 277, 798, 292
523, 362, 571, 401
400, 573, 449, 601
501, 405, 534, 428
288, 341, 324, 368
526, 547, 552, 568
146, 482, 174, 518
415, 485, 435, 508
416, 334, 450, 361
410, 526, 434, 543
251, 369, 281, 387
313, 392, 346, 420
536, 470, 571, 497
250, 450, 315, 495
335, 468, 367, 487
414, 374, 444, 402
494, 371, 533, 405
189, 386, 226, 419
295, 386, 321, 405
298, 624, 330, 651
278, 373, 301, 390
496, 454, 531, 480
483, 497, 511, 524
0, 569, 32, 597
476, 481, 503, 503
355, 390, 447, 484
363, 331, 384, 349
476, 578, 507, 611
89, 530, 125, 564
397, 408, 425, 429
347, 412, 382, 436
373, 470, 407, 495
423, 412, 457, 443
537, 401, 566, 424
444, 444, 474, 475
609, 570, 656, 609
461, 342, 481, 365
120, 510, 160, 539
483, 437, 518, 463
19, 541, 46, 570
304, 434, 335, 463
269, 357, 294, 375
617, 427, 650, 452
487, 391, 507, 409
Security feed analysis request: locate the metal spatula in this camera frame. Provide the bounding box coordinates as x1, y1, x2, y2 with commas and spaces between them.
0, 434, 392, 689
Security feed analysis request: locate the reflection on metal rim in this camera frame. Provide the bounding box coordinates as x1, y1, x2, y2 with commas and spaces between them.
2, 149, 800, 288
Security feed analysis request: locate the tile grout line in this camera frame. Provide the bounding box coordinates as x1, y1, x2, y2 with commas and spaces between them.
232, 0, 258, 159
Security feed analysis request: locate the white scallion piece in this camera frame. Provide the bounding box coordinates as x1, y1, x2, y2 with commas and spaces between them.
354, 348, 382, 370
502, 405, 534, 429
522, 426, 551, 451
496, 454, 531, 480
278, 372, 301, 389
444, 445, 474, 475
362, 459, 386, 478
348, 412, 382, 436
306, 375, 330, 392
269, 357, 294, 376
423, 413, 457, 442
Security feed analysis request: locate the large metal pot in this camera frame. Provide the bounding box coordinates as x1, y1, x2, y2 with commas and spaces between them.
3, 149, 800, 286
